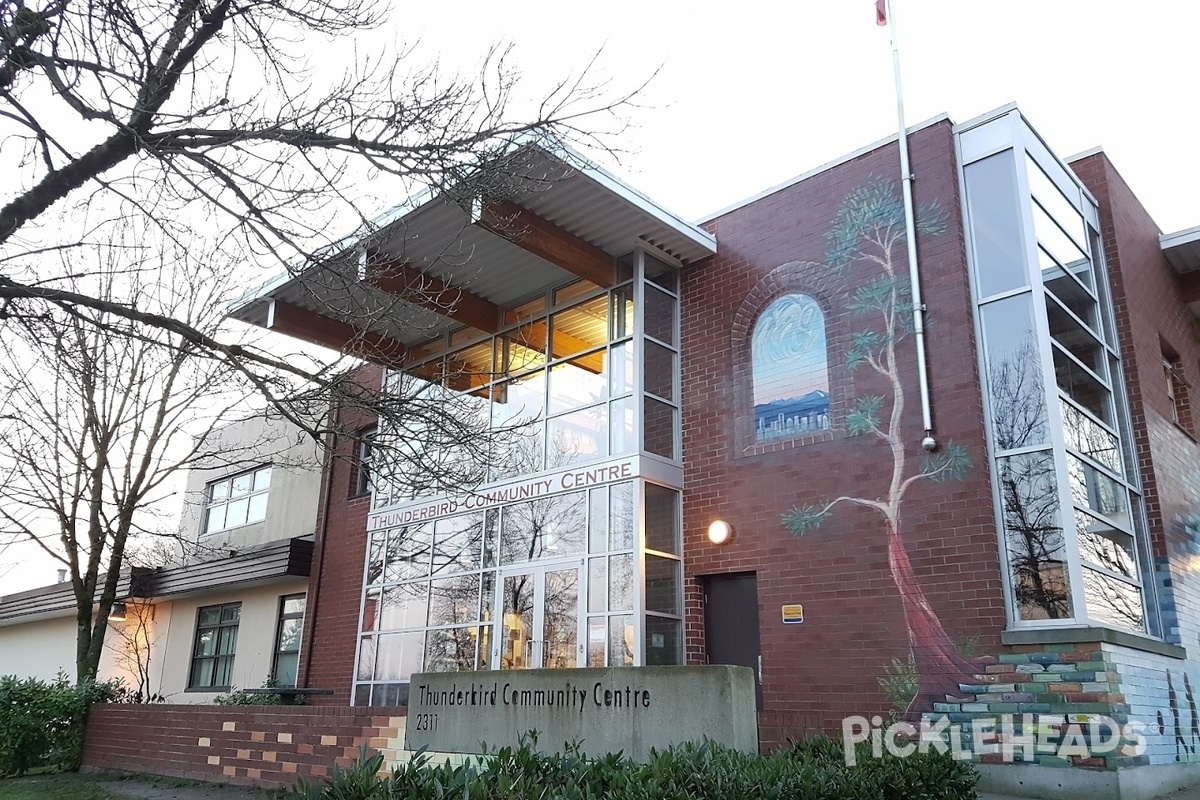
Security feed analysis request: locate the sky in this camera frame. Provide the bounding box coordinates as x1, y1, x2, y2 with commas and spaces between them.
4, 0, 1197, 594
390, 0, 1198, 233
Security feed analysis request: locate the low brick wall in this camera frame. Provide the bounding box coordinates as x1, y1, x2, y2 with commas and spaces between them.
81, 705, 407, 789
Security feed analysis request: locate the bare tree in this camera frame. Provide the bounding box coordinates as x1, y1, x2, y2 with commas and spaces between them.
0, 229, 295, 682
0, 0, 636, 443
106, 601, 161, 702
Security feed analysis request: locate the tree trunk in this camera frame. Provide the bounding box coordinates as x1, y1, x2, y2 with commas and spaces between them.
885, 521, 981, 721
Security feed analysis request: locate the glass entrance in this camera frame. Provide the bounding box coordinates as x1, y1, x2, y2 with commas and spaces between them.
494, 560, 583, 670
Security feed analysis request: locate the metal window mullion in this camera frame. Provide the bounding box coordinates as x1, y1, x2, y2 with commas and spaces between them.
1072, 500, 1137, 543
1059, 391, 1121, 441
1070, 441, 1132, 491
1078, 560, 1144, 591
956, 128, 1022, 628
634, 478, 646, 668
1017, 143, 1089, 627
976, 284, 1039, 308
1049, 339, 1113, 394
1044, 288, 1106, 354
1034, 239, 1097, 310
633, 251, 645, 458
992, 442, 1055, 460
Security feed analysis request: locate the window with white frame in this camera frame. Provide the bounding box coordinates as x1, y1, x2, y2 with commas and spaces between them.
354, 427, 377, 497
272, 594, 306, 687
204, 466, 271, 534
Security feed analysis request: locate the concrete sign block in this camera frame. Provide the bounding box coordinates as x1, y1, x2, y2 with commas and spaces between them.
405, 665, 757, 760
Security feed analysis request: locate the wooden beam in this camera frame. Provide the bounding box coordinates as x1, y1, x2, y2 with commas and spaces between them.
366, 256, 502, 334
267, 300, 407, 369
476, 200, 615, 288
507, 321, 605, 375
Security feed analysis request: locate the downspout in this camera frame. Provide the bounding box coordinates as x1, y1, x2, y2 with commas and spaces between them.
299, 403, 340, 688
886, 0, 937, 451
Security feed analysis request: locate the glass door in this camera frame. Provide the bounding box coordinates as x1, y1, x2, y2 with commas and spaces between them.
494, 559, 583, 670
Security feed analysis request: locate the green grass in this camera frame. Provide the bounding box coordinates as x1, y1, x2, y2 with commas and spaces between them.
0, 772, 122, 800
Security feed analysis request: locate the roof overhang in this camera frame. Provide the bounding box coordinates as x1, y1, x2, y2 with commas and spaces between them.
0, 538, 312, 626
0, 571, 138, 627
1163, 225, 1200, 274
228, 138, 716, 361
134, 537, 313, 600
1161, 225, 1200, 318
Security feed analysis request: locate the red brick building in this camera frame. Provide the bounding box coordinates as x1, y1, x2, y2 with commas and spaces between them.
84, 105, 1200, 798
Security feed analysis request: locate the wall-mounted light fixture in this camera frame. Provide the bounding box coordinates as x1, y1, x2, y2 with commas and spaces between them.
707, 520, 733, 545
107, 602, 127, 622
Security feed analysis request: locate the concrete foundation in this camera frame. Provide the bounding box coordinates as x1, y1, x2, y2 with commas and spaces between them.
978, 761, 1200, 800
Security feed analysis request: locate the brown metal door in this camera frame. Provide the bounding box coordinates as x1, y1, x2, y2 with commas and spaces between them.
703, 572, 762, 708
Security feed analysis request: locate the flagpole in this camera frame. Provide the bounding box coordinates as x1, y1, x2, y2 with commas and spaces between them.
884, 0, 937, 451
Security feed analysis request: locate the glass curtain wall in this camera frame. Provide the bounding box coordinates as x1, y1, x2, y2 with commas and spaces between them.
354, 251, 684, 706
959, 111, 1157, 636
640, 256, 683, 667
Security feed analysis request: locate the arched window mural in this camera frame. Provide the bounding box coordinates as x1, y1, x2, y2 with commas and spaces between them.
752, 293, 830, 442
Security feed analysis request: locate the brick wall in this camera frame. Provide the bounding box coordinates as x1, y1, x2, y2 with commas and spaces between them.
81, 705, 406, 789
1066, 151, 1200, 767
681, 120, 1006, 741
300, 370, 383, 705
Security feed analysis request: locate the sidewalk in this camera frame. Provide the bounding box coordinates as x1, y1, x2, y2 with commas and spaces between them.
980, 790, 1200, 800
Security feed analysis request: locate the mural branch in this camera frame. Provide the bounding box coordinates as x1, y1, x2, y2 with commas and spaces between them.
782, 179, 976, 719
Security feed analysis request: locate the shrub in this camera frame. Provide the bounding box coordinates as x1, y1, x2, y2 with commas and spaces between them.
293, 733, 978, 800
0, 673, 117, 776
214, 677, 295, 706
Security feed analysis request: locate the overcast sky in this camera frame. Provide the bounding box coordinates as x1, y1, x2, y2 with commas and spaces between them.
401, 0, 1198, 232
3, 1, 1195, 593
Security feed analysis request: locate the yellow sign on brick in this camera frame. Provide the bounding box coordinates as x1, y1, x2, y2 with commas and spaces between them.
781, 604, 804, 624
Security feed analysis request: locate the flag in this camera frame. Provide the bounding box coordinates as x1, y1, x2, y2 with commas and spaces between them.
876, 0, 887, 26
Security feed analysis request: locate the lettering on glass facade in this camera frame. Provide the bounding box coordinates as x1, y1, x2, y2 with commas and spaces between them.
751, 294, 830, 442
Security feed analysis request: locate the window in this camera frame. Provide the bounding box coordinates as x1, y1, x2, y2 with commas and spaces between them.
1163, 354, 1191, 432
751, 294, 830, 443
204, 466, 271, 534
354, 427, 377, 497
272, 594, 306, 687
189, 602, 240, 689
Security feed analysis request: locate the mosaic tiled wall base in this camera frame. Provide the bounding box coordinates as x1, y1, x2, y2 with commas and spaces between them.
917, 641, 1200, 770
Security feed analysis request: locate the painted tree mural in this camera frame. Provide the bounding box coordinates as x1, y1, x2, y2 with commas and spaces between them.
782, 178, 975, 720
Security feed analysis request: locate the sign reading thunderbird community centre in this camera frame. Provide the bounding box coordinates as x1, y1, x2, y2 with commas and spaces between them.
404, 666, 757, 760
368, 458, 638, 532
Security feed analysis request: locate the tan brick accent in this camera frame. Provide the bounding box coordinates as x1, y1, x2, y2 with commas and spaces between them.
251, 731, 266, 743
81, 703, 413, 791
